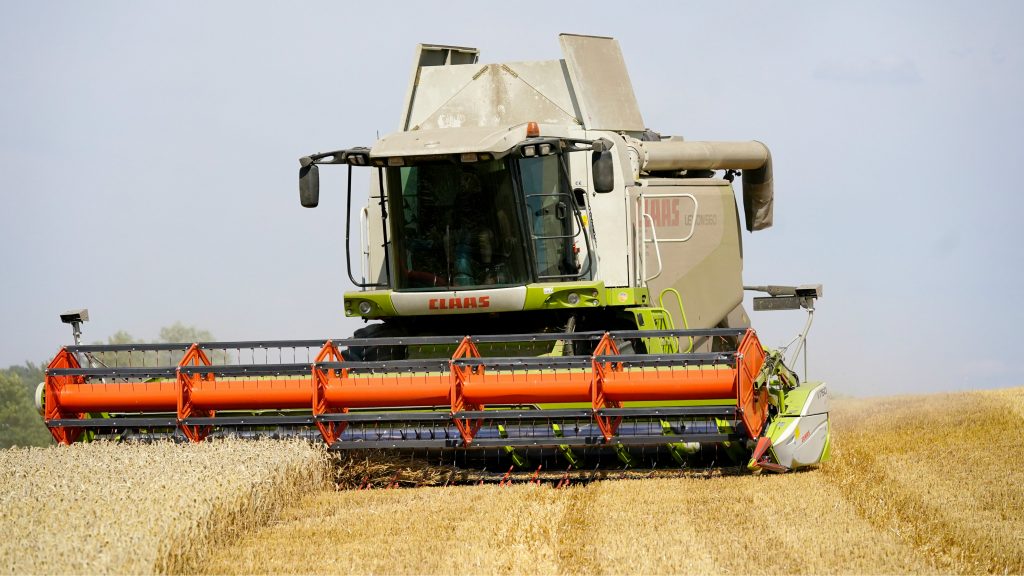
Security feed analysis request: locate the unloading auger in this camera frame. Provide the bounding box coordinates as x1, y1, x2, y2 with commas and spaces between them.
40, 35, 831, 472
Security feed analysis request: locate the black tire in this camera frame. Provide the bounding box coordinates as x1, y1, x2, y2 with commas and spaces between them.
347, 323, 407, 361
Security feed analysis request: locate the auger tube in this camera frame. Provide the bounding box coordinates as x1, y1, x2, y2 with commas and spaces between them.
636, 139, 774, 231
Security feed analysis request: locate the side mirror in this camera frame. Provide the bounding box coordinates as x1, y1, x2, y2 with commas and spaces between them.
592, 150, 614, 193
299, 164, 320, 208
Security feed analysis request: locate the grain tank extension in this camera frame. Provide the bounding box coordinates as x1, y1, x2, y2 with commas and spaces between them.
41, 35, 828, 472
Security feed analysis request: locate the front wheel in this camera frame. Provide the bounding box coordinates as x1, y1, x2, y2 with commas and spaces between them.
346, 323, 408, 361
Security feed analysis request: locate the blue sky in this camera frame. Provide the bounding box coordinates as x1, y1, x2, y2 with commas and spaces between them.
1, 1, 1021, 395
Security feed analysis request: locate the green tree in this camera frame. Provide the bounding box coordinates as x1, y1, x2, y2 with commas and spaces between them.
0, 370, 53, 448
158, 322, 215, 344
157, 322, 225, 364
5, 361, 45, 398
91, 323, 223, 367
91, 330, 145, 367
105, 330, 139, 345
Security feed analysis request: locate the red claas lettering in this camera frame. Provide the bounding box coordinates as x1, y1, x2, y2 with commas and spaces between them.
429, 296, 491, 310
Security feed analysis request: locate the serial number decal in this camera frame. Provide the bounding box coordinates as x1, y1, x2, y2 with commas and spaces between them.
685, 213, 717, 226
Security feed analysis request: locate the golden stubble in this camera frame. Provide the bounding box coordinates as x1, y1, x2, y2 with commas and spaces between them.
201, 472, 934, 575
3, 387, 1021, 575
822, 387, 1024, 574
205, 387, 1023, 575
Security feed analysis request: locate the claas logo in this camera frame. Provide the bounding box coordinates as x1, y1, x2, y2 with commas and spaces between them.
645, 197, 716, 229
428, 296, 491, 310
645, 197, 681, 227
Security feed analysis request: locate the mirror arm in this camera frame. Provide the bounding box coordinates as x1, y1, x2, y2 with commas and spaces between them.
344, 164, 363, 287
343, 164, 390, 289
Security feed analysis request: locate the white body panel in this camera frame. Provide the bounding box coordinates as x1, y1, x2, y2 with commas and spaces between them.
390, 286, 527, 315
770, 383, 830, 469
637, 179, 743, 328
583, 130, 638, 289
364, 169, 387, 285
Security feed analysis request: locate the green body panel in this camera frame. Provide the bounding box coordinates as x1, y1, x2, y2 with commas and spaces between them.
624, 306, 679, 353
761, 382, 830, 470
778, 383, 817, 414
603, 287, 650, 307
523, 281, 605, 309
343, 283, 654, 319
344, 291, 399, 319
538, 398, 736, 410
820, 424, 832, 463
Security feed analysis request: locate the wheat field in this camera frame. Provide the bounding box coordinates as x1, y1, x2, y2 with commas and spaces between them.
0, 439, 330, 574
204, 387, 1024, 575
2, 387, 1021, 574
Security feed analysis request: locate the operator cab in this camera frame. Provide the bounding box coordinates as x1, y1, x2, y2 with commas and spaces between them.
299, 127, 613, 295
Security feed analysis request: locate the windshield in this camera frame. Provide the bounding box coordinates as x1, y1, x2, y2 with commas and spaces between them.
386, 158, 530, 290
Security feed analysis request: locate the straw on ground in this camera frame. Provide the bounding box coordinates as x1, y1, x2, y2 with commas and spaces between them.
204, 387, 1024, 575
2, 387, 1021, 575
0, 439, 330, 574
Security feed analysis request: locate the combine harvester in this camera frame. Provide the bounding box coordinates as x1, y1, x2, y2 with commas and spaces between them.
40, 35, 829, 472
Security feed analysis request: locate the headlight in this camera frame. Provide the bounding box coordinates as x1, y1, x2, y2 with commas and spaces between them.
567, 292, 580, 306
358, 301, 373, 315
